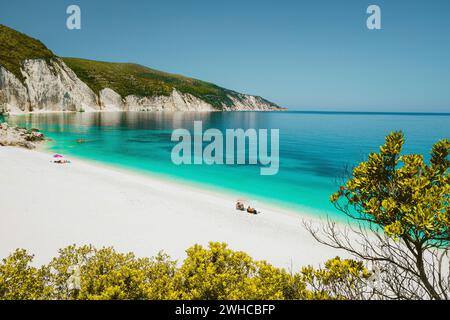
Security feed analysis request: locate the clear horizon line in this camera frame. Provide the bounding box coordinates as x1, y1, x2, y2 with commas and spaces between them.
283, 110, 450, 116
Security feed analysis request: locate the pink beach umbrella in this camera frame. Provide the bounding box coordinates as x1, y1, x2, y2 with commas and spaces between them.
53, 154, 64, 158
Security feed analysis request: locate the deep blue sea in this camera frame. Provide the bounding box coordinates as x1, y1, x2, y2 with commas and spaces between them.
4, 111, 450, 219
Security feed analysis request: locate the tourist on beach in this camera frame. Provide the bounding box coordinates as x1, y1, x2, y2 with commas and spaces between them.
247, 206, 258, 215
236, 201, 245, 211
51, 154, 71, 164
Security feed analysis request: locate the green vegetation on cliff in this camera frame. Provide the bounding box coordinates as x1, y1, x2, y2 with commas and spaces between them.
0, 25, 55, 82
62, 57, 270, 108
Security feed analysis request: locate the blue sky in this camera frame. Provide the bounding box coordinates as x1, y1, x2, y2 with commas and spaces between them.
1, 0, 449, 112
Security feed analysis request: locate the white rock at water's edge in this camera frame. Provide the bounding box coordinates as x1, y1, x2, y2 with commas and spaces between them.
0, 122, 45, 149
0, 58, 279, 114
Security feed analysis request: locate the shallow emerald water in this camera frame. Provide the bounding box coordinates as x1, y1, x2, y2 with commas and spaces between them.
5, 111, 450, 219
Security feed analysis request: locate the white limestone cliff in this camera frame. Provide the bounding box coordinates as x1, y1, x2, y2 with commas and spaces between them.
225, 94, 277, 111
22, 58, 99, 112
124, 89, 215, 111
0, 66, 30, 114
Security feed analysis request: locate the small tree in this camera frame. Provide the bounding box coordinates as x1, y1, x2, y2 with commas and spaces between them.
305, 132, 450, 300
300, 257, 371, 300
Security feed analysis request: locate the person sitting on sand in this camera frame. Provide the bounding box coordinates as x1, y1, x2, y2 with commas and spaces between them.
54, 159, 71, 164
51, 155, 71, 164
236, 201, 245, 211
247, 206, 258, 215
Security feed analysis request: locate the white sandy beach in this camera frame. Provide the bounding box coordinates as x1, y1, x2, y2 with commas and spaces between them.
0, 146, 343, 270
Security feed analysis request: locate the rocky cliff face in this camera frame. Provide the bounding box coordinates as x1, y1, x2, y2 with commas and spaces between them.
22, 58, 99, 112
123, 89, 215, 112
0, 58, 279, 114
98, 86, 216, 111
0, 66, 30, 114
225, 94, 279, 111
0, 58, 99, 113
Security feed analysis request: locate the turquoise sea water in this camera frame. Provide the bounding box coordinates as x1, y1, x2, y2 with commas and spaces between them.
4, 111, 450, 219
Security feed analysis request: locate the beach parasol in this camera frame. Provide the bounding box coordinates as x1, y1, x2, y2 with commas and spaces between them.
53, 154, 64, 158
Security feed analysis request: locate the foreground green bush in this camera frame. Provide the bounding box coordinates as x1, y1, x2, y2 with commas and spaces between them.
0, 242, 367, 300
